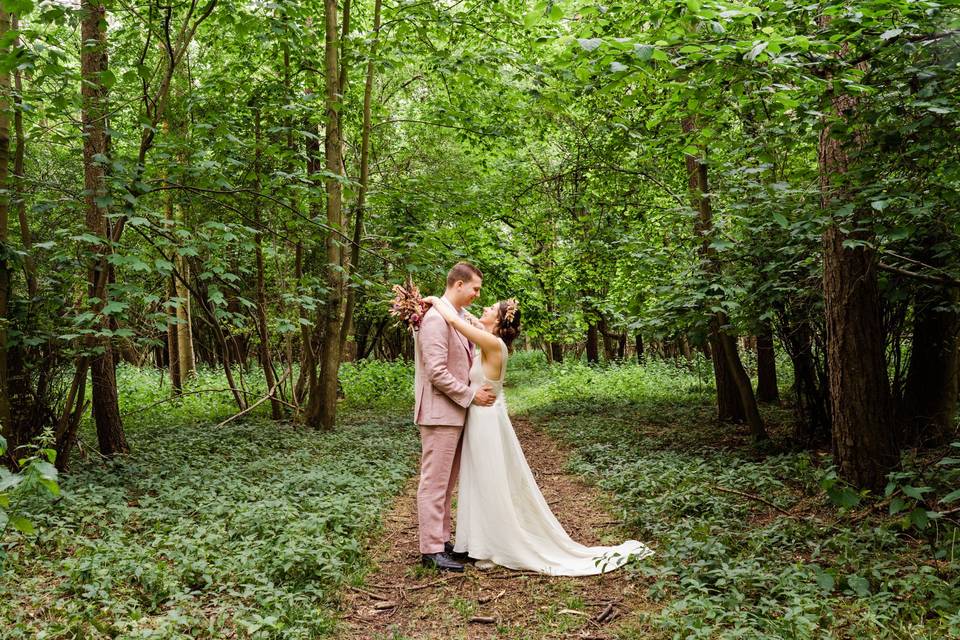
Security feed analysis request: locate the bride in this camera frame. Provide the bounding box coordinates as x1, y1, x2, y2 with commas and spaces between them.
422, 295, 654, 576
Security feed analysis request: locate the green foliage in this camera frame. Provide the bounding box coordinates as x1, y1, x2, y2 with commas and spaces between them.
338, 359, 414, 410
0, 431, 60, 563
0, 367, 419, 639
515, 361, 960, 639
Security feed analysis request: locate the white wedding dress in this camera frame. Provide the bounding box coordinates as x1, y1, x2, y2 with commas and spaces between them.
453, 339, 654, 575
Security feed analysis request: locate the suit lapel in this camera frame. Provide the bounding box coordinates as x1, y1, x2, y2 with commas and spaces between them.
454, 325, 473, 363
441, 297, 473, 363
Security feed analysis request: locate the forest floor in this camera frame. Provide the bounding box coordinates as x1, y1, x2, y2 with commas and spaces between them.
338, 416, 656, 640
2, 357, 957, 639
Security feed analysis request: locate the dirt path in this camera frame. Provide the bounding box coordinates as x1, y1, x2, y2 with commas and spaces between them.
337, 417, 657, 639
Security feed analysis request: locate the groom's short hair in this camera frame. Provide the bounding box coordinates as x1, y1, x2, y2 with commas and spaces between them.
446, 262, 482, 287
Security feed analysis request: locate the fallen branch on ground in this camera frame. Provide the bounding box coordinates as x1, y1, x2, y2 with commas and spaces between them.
215, 368, 291, 428
711, 485, 794, 516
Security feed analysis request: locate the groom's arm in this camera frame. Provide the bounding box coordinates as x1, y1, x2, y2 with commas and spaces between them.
420, 311, 474, 408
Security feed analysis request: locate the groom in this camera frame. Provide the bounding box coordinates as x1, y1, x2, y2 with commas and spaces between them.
414, 262, 495, 572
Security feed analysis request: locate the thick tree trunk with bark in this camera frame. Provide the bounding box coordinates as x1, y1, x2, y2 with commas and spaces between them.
818, 53, 896, 488
80, 0, 128, 456
755, 326, 780, 403
822, 224, 896, 487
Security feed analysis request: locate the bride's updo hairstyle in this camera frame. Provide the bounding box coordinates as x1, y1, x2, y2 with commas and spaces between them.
497, 299, 521, 348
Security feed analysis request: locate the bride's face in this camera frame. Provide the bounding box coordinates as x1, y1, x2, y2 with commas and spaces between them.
479, 304, 499, 333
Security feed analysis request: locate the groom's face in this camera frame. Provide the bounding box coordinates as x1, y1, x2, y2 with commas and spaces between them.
455, 276, 482, 308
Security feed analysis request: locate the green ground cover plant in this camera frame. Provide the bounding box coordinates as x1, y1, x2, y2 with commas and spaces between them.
510, 357, 960, 639
0, 364, 419, 639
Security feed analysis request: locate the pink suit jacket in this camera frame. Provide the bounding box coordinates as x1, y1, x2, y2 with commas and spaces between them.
414, 305, 474, 426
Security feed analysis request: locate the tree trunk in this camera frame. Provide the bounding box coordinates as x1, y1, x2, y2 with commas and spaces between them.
163, 152, 182, 394
755, 326, 780, 403
305, 0, 346, 430
80, 0, 128, 456
0, 8, 11, 446
294, 241, 313, 407
11, 16, 33, 300
340, 0, 381, 356
900, 284, 959, 447
252, 107, 282, 420
585, 322, 600, 364
635, 333, 644, 363
550, 342, 563, 364
174, 258, 195, 378
683, 116, 765, 438
166, 277, 182, 392
780, 318, 831, 445
818, 54, 896, 489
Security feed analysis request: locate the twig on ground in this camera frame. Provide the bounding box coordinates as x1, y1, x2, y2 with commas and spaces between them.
348, 585, 390, 601
486, 571, 543, 579
469, 616, 497, 624
711, 485, 794, 516
595, 602, 615, 623
404, 575, 464, 591
477, 589, 506, 604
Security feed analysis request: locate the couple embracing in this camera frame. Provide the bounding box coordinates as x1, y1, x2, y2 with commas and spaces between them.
413, 262, 654, 575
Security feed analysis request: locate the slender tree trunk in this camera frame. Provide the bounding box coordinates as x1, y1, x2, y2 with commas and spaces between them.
80, 0, 128, 456
585, 322, 600, 364
550, 342, 563, 364
0, 8, 11, 446
11, 17, 32, 301
162, 142, 183, 393
683, 117, 765, 439
900, 284, 959, 447
166, 272, 182, 392
174, 255, 195, 378
755, 326, 780, 403
294, 241, 313, 407
635, 333, 644, 364
305, 0, 346, 430
340, 0, 381, 356
55, 361, 88, 471
252, 107, 281, 420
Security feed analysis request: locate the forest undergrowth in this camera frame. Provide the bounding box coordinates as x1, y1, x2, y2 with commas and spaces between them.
1, 355, 958, 639
508, 352, 960, 639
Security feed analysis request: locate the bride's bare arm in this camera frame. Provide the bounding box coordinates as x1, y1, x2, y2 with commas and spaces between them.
425, 297, 501, 354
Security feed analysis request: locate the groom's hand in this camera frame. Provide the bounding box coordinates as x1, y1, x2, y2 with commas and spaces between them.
472, 385, 495, 406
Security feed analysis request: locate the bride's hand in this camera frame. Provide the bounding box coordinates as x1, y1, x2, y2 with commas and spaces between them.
423, 296, 455, 322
